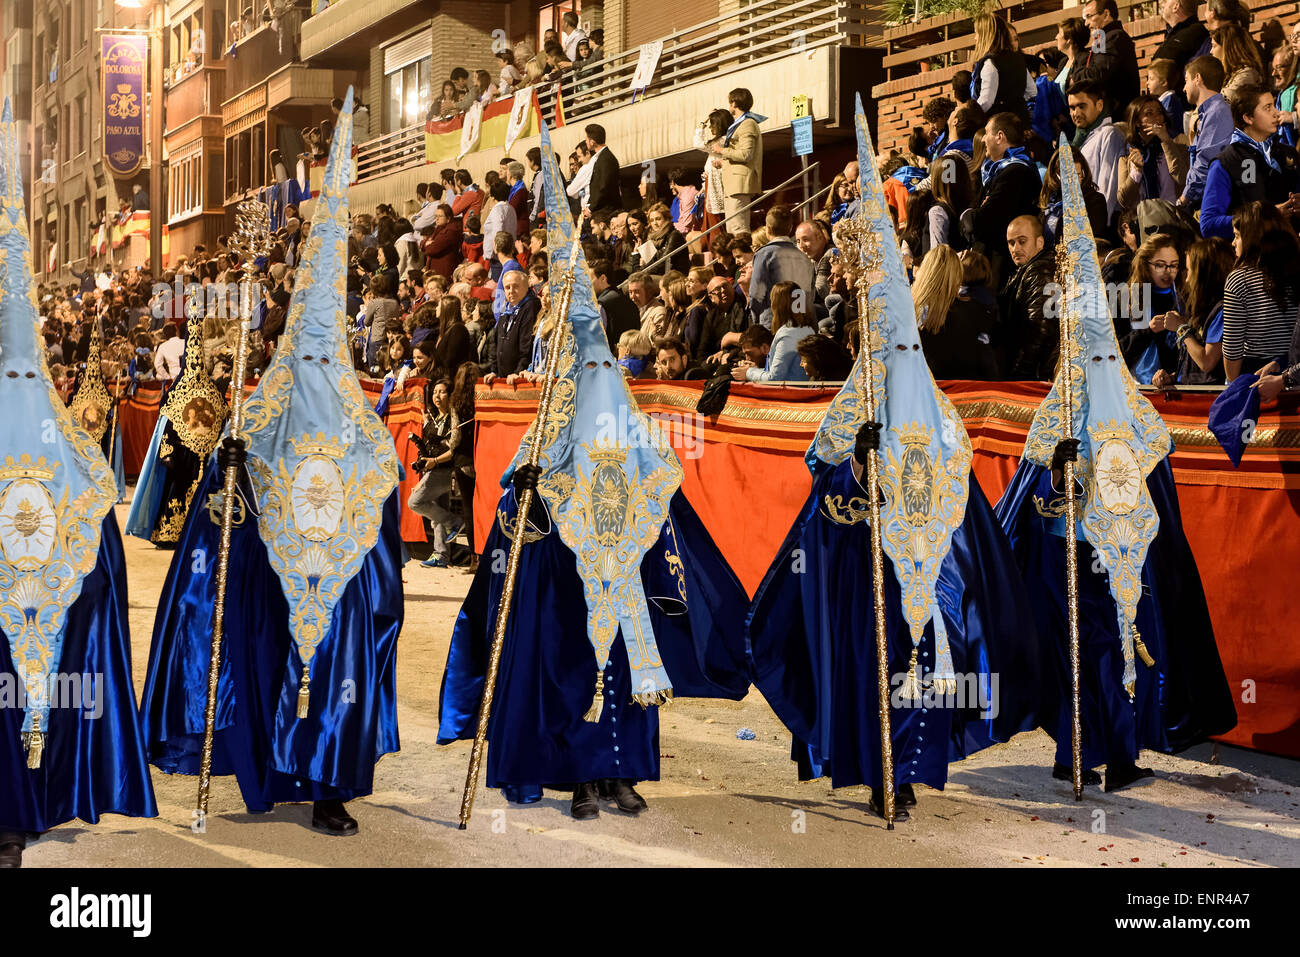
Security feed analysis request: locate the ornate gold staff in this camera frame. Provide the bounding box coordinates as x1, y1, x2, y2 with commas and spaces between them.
196, 198, 271, 817
1055, 244, 1084, 802
835, 215, 897, 829
458, 261, 576, 830
108, 370, 122, 474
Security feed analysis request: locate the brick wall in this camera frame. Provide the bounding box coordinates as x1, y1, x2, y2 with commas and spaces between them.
431, 0, 504, 81
604, 0, 625, 57
870, 0, 1300, 155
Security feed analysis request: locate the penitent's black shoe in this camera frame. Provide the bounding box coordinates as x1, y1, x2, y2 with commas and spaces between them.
1053, 762, 1101, 786
311, 800, 358, 836
571, 782, 600, 820
1104, 763, 1155, 792
868, 788, 910, 822
897, 783, 917, 807
598, 778, 648, 815
0, 830, 26, 868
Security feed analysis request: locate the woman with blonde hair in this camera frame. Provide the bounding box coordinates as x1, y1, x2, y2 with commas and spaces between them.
969, 12, 1033, 123
916, 245, 999, 379
733, 281, 815, 382
521, 57, 545, 89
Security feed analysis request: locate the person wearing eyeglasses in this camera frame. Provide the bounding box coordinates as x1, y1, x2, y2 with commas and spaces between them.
1121, 235, 1185, 385
1081, 0, 1140, 121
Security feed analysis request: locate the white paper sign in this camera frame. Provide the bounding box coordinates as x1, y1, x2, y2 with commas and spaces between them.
629, 41, 663, 94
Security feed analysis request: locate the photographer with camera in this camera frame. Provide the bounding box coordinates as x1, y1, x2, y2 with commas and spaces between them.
407, 377, 464, 568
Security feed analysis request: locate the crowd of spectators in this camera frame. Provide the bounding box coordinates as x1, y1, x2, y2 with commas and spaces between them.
44, 0, 1300, 565
869, 0, 1300, 396
429, 13, 607, 124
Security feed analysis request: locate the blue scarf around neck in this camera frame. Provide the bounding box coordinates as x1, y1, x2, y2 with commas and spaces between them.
980, 146, 1031, 186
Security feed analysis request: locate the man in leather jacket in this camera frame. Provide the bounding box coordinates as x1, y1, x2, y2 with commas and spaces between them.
999, 214, 1059, 380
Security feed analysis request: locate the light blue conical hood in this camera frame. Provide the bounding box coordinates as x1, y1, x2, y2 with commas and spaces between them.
0, 98, 117, 754
806, 93, 974, 693
1023, 136, 1171, 695
503, 121, 684, 704
238, 89, 400, 712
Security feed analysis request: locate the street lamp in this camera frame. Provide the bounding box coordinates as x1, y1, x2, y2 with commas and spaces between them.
114, 0, 164, 279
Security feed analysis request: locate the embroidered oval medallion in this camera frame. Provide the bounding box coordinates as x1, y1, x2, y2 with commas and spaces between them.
0, 478, 58, 567
290, 455, 345, 541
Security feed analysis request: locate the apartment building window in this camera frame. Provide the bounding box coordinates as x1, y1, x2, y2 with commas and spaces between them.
382, 30, 432, 134
536, 2, 581, 48
74, 95, 85, 157
171, 8, 206, 82
63, 203, 72, 267
170, 152, 203, 221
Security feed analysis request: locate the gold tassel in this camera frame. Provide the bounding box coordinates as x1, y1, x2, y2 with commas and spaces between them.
24, 717, 43, 770
901, 650, 922, 700
1134, 630, 1155, 668
296, 669, 310, 719
582, 671, 605, 723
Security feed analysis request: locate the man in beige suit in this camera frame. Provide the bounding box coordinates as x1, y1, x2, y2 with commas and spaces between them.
710, 87, 764, 232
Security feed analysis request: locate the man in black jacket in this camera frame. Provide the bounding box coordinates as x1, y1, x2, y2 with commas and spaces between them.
488, 271, 537, 379
591, 258, 640, 348
1152, 0, 1208, 91
1082, 0, 1140, 120
585, 124, 624, 218
1000, 215, 1058, 380
964, 112, 1042, 290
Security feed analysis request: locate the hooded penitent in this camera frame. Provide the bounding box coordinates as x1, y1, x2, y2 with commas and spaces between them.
238, 89, 400, 717
1022, 136, 1170, 698
126, 300, 229, 543
808, 92, 973, 698
503, 122, 684, 713
67, 313, 112, 445
745, 94, 1041, 793
436, 122, 750, 797
0, 99, 118, 768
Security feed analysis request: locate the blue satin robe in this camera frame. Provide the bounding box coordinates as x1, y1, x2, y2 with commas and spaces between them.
140, 462, 404, 811
995, 458, 1236, 769
438, 488, 750, 801
0, 517, 158, 832
124, 413, 168, 539
747, 462, 1042, 791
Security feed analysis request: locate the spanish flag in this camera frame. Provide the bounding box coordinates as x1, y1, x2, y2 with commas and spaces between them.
553, 86, 566, 129
424, 92, 542, 165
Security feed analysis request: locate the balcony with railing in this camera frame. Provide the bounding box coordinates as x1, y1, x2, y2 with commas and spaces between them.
348, 0, 882, 194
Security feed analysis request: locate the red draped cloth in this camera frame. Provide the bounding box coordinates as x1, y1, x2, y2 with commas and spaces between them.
472, 379, 1300, 758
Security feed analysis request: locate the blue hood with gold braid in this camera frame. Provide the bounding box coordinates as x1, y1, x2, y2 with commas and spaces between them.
807, 93, 973, 696
504, 122, 683, 707
0, 98, 117, 762
1023, 136, 1171, 696
238, 89, 400, 717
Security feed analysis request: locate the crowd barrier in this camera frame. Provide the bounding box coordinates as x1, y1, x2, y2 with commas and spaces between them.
473, 379, 1300, 759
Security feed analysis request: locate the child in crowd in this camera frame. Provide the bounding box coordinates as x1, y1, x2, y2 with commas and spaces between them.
617, 329, 653, 378
1146, 58, 1189, 140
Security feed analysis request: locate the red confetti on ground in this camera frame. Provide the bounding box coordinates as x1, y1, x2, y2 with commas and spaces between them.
1179, 851, 1187, 855
1030, 816, 1039, 821
1066, 817, 1074, 822
1099, 847, 1108, 852
1130, 858, 1140, 862
1206, 814, 1215, 820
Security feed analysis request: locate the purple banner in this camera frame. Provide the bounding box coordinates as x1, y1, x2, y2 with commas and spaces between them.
102, 35, 147, 177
